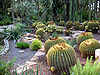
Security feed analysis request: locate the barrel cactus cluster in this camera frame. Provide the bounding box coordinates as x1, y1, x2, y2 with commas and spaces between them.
65, 20, 73, 29
46, 43, 76, 73
56, 26, 64, 34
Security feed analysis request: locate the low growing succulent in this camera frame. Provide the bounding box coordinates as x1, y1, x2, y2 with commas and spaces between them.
30, 39, 43, 51
16, 42, 30, 49
56, 26, 64, 34
73, 21, 80, 30
65, 29, 71, 36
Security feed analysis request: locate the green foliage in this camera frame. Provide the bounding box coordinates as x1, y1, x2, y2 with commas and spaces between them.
0, 56, 16, 75
73, 21, 80, 30
79, 39, 100, 57
16, 42, 30, 49
30, 39, 43, 51
66, 38, 77, 48
44, 37, 66, 53
0, 18, 12, 26
0, 23, 26, 40
46, 43, 76, 73
51, 32, 59, 37
70, 56, 100, 75
76, 32, 94, 45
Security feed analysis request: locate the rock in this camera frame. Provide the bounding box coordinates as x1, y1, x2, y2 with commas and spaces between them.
95, 49, 100, 59
25, 61, 37, 66
18, 50, 24, 53
34, 51, 45, 57
62, 36, 71, 40
16, 65, 30, 74
30, 56, 39, 62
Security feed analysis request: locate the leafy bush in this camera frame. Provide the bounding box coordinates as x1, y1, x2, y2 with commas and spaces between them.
70, 56, 100, 75
16, 42, 30, 49
30, 39, 43, 51
0, 56, 16, 75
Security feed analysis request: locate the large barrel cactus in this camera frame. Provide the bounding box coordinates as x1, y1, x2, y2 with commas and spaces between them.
44, 37, 66, 53
79, 39, 100, 58
76, 32, 94, 45
87, 21, 99, 33
46, 43, 76, 73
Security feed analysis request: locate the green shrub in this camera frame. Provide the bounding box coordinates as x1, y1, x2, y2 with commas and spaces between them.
30, 39, 43, 51
16, 42, 29, 49
0, 57, 16, 75
70, 56, 100, 75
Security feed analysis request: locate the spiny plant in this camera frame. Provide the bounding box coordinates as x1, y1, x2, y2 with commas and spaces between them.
46, 43, 76, 74
44, 36, 66, 53
76, 32, 94, 45
70, 56, 100, 75
79, 39, 100, 58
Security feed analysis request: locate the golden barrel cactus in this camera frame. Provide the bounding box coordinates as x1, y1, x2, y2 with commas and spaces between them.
76, 32, 94, 45
46, 43, 76, 73
44, 37, 66, 53
79, 39, 100, 58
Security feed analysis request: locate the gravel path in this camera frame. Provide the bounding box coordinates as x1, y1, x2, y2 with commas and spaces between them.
2, 40, 37, 68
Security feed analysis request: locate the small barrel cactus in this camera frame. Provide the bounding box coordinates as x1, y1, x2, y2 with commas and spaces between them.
87, 20, 99, 33
82, 21, 88, 26
44, 36, 66, 53
76, 32, 94, 45
46, 43, 76, 73
36, 24, 46, 30
65, 20, 73, 29
47, 21, 54, 25
36, 28, 46, 38
73, 21, 80, 30
65, 29, 71, 36
59, 21, 65, 26
56, 26, 64, 34
79, 39, 100, 58
46, 25, 56, 33
79, 25, 85, 31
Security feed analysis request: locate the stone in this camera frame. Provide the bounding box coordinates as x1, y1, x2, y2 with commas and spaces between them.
95, 49, 100, 60
18, 50, 24, 53
34, 51, 45, 57
30, 56, 39, 62
16, 65, 29, 74
25, 61, 37, 66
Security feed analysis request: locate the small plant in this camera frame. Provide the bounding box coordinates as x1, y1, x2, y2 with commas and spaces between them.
56, 26, 64, 34
51, 32, 59, 37
65, 20, 73, 29
16, 42, 30, 49
36, 24, 46, 30
47, 21, 54, 25
73, 21, 80, 30
59, 21, 65, 26
46, 24, 56, 33
30, 39, 43, 51
0, 56, 16, 75
79, 25, 85, 31
65, 29, 71, 36
70, 56, 100, 75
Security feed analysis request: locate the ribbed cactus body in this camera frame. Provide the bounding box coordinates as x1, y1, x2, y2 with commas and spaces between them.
46, 43, 76, 72
76, 32, 94, 45
79, 39, 100, 57
44, 37, 66, 53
